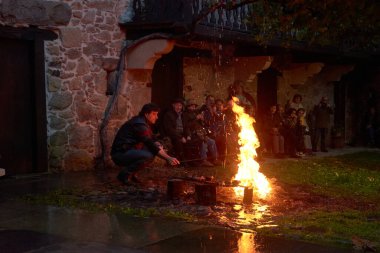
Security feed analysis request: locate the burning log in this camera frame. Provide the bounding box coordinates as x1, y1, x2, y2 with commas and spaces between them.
195, 183, 217, 205
167, 179, 185, 199
243, 187, 253, 204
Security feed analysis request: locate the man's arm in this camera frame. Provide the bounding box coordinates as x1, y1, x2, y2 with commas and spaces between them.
157, 148, 180, 165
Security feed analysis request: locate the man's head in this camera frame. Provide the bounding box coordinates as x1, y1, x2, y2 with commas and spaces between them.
270, 105, 277, 114
205, 95, 215, 107
186, 99, 198, 111
139, 103, 160, 124
172, 98, 184, 113
215, 99, 224, 111
293, 94, 302, 103
321, 96, 328, 105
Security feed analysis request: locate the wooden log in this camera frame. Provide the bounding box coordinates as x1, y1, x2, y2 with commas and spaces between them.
195, 183, 217, 205
243, 187, 253, 204
167, 179, 185, 199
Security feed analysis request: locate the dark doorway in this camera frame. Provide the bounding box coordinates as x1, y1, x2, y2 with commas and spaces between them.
333, 81, 346, 129
151, 47, 183, 110
0, 26, 55, 175
257, 68, 279, 121
0, 38, 36, 174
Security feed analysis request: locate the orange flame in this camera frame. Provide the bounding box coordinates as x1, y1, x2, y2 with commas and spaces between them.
232, 97, 271, 199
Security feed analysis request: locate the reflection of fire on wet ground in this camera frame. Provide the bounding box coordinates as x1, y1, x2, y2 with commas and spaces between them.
88, 166, 279, 232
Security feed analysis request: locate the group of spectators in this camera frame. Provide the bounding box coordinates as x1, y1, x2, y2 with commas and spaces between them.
158, 91, 336, 164
110, 80, 337, 185
260, 94, 334, 158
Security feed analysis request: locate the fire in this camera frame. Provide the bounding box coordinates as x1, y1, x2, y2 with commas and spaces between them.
231, 97, 271, 199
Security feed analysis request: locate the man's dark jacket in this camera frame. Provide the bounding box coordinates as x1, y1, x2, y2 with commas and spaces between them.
161, 109, 184, 140
111, 116, 160, 156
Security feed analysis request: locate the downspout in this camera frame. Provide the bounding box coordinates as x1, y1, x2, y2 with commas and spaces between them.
98, 33, 181, 169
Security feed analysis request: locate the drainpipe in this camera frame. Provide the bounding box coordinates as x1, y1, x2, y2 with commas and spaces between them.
98, 33, 187, 169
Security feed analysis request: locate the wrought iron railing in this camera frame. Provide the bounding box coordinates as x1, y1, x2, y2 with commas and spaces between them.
126, 0, 254, 33
124, 0, 369, 53
192, 0, 253, 32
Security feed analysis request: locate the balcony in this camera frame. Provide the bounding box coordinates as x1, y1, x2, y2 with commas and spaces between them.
120, 0, 378, 59
120, 0, 255, 42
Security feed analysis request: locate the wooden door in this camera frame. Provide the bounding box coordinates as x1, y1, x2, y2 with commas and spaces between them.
0, 38, 36, 174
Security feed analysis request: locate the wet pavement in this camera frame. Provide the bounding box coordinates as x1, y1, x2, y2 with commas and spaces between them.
1, 147, 374, 252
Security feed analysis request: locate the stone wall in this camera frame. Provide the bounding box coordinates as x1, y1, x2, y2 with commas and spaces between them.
183, 55, 272, 106
45, 0, 131, 171
1, 0, 133, 171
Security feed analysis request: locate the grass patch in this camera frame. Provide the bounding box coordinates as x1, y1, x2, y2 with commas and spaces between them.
258, 151, 380, 247
259, 210, 380, 247
262, 151, 380, 200
21, 188, 194, 221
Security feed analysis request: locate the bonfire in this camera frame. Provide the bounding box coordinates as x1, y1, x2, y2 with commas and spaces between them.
232, 97, 271, 199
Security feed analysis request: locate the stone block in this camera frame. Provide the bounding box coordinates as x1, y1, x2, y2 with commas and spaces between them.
60, 72, 75, 79
49, 146, 66, 159
68, 125, 94, 149
83, 75, 94, 82
82, 10, 96, 24
89, 93, 107, 107
49, 115, 66, 130
86, 0, 115, 12
47, 76, 62, 92
69, 77, 82, 90
60, 27, 82, 48
105, 16, 116, 25
75, 100, 96, 122
95, 31, 111, 42
72, 10, 82, 18
47, 45, 60, 56
50, 131, 68, 146
1, 0, 70, 26
77, 58, 90, 76
66, 48, 81, 60
47, 2, 72, 25
95, 16, 104, 24
49, 91, 73, 110
71, 1, 83, 11
58, 110, 75, 119
66, 61, 76, 71
83, 42, 108, 56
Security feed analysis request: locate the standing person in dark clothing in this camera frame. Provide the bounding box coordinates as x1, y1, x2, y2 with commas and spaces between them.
283, 108, 300, 158
111, 103, 180, 185
161, 98, 187, 161
363, 106, 379, 147
312, 96, 334, 152
263, 105, 285, 157
214, 99, 227, 162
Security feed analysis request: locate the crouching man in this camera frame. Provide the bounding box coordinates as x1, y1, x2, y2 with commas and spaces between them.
111, 103, 180, 185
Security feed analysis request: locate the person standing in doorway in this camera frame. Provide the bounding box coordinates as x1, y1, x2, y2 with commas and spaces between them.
312, 96, 334, 152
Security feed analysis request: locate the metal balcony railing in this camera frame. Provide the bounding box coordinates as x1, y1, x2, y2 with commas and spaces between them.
125, 0, 253, 33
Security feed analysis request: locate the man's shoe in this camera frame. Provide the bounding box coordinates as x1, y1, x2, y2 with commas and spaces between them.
117, 172, 139, 186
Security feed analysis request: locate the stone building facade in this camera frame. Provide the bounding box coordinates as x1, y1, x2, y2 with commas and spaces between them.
1, 0, 374, 173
